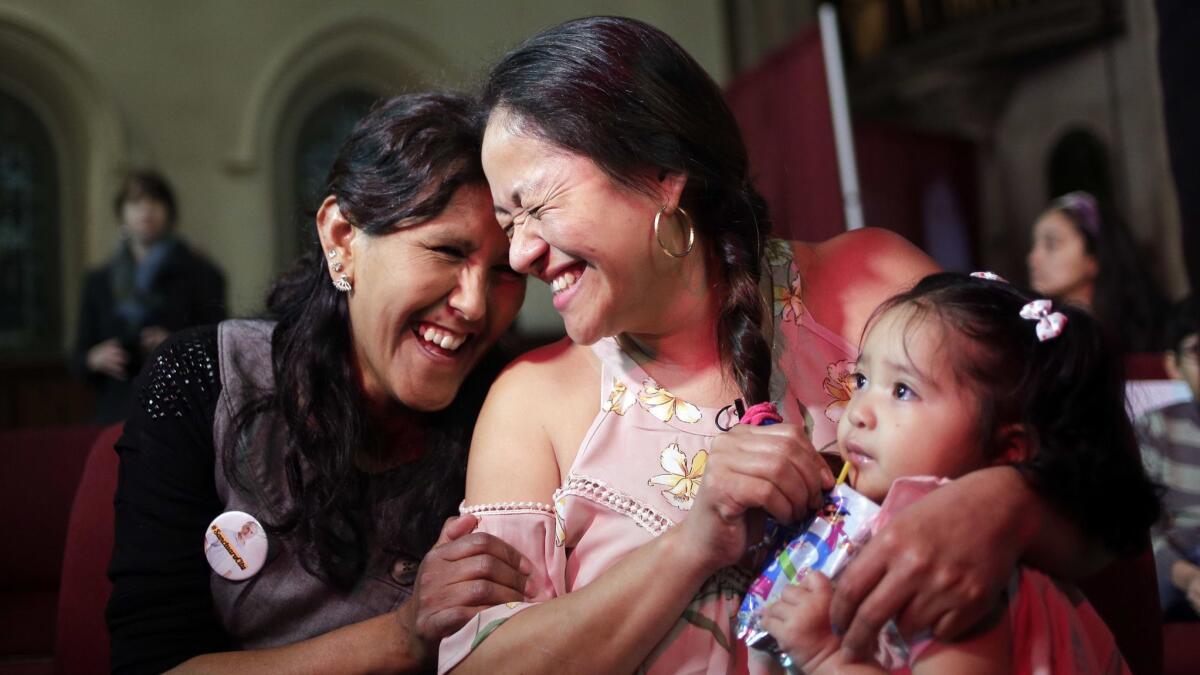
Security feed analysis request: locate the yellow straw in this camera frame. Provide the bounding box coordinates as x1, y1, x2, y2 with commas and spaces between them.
836, 461, 851, 486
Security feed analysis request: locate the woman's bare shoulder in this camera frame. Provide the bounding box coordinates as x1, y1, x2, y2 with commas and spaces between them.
485, 338, 599, 414
791, 229, 940, 341
501, 336, 593, 382
465, 337, 597, 504
801, 228, 937, 284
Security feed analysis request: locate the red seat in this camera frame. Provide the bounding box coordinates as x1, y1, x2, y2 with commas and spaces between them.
0, 426, 99, 675
52, 424, 121, 675
1126, 352, 1169, 380
1164, 622, 1200, 675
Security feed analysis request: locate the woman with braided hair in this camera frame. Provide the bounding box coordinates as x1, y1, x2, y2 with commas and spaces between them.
442, 16, 1123, 674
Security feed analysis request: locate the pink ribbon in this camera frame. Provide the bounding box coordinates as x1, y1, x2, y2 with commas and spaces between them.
970, 271, 1007, 282
1019, 299, 1068, 342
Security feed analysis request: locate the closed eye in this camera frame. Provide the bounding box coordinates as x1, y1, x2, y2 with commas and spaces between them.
432, 246, 466, 260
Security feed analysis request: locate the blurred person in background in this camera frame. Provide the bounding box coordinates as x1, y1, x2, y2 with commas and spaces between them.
1027, 190, 1169, 354
1138, 294, 1200, 621
73, 169, 226, 424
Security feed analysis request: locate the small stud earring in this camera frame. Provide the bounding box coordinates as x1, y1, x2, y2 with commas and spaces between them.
331, 261, 344, 273
327, 249, 338, 259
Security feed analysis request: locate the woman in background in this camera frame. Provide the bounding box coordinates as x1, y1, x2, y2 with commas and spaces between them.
1027, 190, 1169, 353
74, 170, 226, 423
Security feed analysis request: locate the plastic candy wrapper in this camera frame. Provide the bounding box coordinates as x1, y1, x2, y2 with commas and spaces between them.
734, 483, 881, 654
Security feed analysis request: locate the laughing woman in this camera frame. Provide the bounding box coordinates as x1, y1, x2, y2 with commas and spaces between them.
107, 94, 532, 674
441, 17, 1120, 674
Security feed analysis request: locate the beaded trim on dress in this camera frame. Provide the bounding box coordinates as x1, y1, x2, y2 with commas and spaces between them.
555, 474, 675, 537
459, 501, 555, 516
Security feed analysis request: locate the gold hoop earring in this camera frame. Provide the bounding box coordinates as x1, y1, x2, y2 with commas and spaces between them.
654, 206, 695, 258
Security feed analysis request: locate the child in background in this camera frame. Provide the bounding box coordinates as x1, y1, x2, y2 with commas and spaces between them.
761, 272, 1159, 674
1137, 295, 1200, 621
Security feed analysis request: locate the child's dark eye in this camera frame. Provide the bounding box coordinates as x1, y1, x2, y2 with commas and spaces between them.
893, 383, 916, 400
851, 372, 867, 391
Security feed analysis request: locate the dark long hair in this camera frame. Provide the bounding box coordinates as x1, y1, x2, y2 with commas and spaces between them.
1046, 191, 1169, 353
231, 93, 501, 588
874, 272, 1160, 555
482, 16, 774, 404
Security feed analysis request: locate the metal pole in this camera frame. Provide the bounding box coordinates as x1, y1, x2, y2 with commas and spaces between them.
819, 2, 865, 231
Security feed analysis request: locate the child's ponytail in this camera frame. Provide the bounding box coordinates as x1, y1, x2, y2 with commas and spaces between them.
1011, 298, 1161, 555
879, 273, 1161, 556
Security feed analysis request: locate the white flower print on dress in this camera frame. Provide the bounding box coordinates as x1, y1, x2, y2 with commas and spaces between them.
648, 442, 708, 510
603, 378, 636, 415
638, 381, 702, 424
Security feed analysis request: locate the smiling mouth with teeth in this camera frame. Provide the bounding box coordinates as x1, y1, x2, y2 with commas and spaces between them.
415, 323, 468, 352
550, 268, 580, 294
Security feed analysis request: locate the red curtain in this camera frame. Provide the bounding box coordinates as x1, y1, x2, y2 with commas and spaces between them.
725, 27, 978, 266
726, 27, 845, 243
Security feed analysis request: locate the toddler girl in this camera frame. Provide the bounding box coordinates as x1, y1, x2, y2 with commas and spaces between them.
761, 271, 1159, 674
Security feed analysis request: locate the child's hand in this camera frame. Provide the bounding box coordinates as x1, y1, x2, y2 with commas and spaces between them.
762, 572, 843, 673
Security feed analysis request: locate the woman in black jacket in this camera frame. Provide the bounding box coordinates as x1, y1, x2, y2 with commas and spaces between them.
73, 169, 226, 423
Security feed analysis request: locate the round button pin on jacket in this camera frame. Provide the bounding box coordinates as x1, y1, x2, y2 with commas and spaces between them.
204, 511, 267, 581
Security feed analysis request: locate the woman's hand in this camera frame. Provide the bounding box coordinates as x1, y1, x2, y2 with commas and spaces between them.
679, 423, 833, 572
86, 338, 130, 380
762, 573, 843, 674
829, 467, 1034, 657
402, 515, 533, 661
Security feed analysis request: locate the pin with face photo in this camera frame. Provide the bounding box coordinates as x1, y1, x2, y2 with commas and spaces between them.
204, 511, 267, 581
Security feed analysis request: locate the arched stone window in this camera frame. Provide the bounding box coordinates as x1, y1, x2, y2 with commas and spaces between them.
285, 88, 378, 260
1046, 127, 1114, 205
0, 88, 59, 353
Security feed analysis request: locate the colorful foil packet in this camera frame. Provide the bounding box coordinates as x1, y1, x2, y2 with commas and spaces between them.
734, 483, 881, 654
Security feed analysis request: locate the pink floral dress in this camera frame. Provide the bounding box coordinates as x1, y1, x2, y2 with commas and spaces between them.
439, 241, 858, 673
